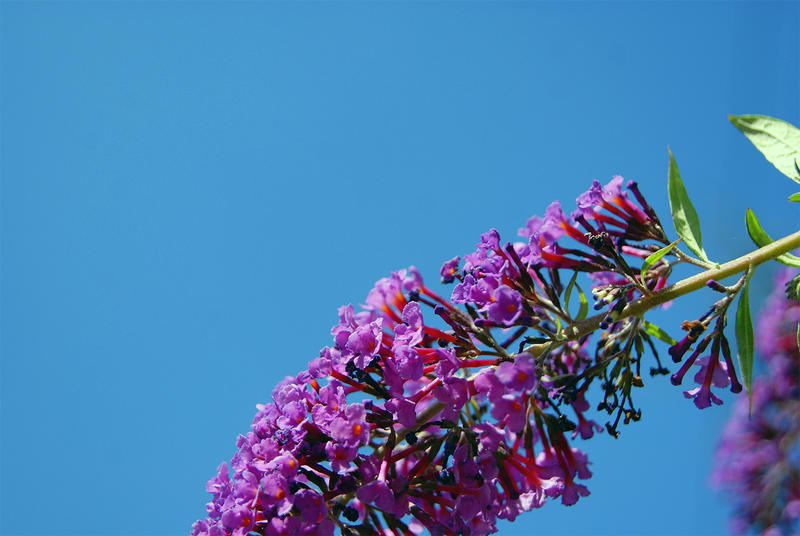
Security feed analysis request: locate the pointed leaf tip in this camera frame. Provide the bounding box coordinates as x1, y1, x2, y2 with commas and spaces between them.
667, 150, 710, 263
640, 238, 681, 283
744, 208, 800, 267
641, 319, 677, 346
730, 114, 800, 184
735, 273, 755, 415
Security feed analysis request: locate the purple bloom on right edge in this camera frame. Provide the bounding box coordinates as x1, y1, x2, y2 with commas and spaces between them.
712, 269, 800, 536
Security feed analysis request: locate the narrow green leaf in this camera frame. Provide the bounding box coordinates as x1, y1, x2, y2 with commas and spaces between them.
744, 208, 800, 267
562, 271, 578, 318
789, 192, 800, 203
575, 283, 589, 322
640, 238, 682, 282
796, 321, 800, 354
735, 273, 755, 414
729, 115, 800, 183
640, 319, 677, 346
555, 316, 564, 340
667, 149, 710, 263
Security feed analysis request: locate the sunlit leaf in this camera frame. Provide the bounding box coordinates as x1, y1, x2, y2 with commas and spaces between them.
563, 271, 578, 318
640, 238, 682, 283
730, 114, 800, 183
744, 208, 800, 267
735, 273, 755, 414
667, 149, 710, 263
640, 319, 677, 346
575, 283, 589, 322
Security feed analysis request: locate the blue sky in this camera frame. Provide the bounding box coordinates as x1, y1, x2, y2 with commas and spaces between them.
2, 2, 799, 535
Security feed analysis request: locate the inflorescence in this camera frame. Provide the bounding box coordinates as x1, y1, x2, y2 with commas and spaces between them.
191, 177, 752, 536
713, 269, 800, 536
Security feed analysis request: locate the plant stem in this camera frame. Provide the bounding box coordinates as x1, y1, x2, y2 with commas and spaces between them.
384, 229, 800, 449
526, 228, 800, 357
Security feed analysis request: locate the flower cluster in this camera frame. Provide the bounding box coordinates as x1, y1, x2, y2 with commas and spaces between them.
667, 278, 745, 409
192, 177, 751, 535
712, 269, 800, 536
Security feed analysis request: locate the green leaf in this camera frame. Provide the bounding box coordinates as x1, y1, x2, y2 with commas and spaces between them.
575, 282, 589, 322
561, 270, 589, 322
562, 271, 578, 318
788, 192, 800, 203
744, 208, 800, 267
667, 149, 710, 263
640, 319, 677, 346
797, 321, 800, 354
640, 238, 682, 282
729, 115, 800, 183
735, 272, 755, 414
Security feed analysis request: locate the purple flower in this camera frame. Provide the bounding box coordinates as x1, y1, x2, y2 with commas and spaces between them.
455, 494, 482, 522
574, 181, 604, 219
307, 354, 332, 378
195, 174, 686, 534
452, 444, 481, 487
357, 478, 408, 517
469, 276, 500, 308
392, 345, 423, 380
560, 480, 590, 506
365, 272, 405, 311
324, 440, 358, 472
221, 505, 255, 532
293, 489, 327, 524
206, 462, 230, 496
474, 369, 503, 399
345, 318, 383, 369
682, 341, 729, 409
541, 201, 586, 244
263, 517, 301, 536
260, 472, 292, 515
393, 302, 424, 347
433, 376, 470, 421
484, 286, 523, 326
385, 397, 417, 428
495, 352, 537, 392
479, 229, 501, 252
440, 256, 460, 283
713, 269, 800, 534
668, 334, 696, 363
310, 381, 346, 432
451, 274, 476, 303
489, 393, 527, 432
330, 403, 369, 448
518, 214, 545, 239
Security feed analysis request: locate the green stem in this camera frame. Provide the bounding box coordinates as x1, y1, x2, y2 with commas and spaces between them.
381, 229, 800, 450
526, 228, 800, 357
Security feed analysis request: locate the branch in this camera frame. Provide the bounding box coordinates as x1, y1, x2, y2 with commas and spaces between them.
525, 229, 800, 357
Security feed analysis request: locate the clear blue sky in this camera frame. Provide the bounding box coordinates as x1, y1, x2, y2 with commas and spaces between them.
2, 2, 799, 535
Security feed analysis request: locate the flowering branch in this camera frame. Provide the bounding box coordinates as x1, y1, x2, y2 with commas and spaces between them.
190, 114, 800, 536
526, 228, 800, 359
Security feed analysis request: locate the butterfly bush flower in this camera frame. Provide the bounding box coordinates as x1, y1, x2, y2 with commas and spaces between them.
192, 176, 761, 536
713, 269, 800, 536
